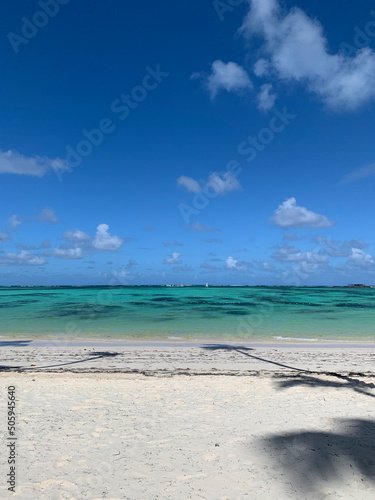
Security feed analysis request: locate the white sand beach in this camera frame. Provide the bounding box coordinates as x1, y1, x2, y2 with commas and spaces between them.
1, 342, 375, 499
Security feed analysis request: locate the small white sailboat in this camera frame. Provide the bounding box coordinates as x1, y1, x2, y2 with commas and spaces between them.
205, 282, 209, 288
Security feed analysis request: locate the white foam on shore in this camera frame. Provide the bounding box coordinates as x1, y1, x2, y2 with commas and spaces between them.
273, 336, 318, 341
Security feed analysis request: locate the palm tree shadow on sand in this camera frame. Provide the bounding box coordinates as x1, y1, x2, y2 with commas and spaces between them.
0, 351, 121, 372
259, 418, 375, 495
201, 343, 308, 371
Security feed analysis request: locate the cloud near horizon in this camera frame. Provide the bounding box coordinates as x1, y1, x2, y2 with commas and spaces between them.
92, 224, 123, 251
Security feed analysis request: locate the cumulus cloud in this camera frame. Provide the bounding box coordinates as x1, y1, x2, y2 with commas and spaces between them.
225, 256, 238, 269
349, 248, 375, 269
192, 60, 252, 99
38, 207, 59, 223
241, 0, 375, 110
341, 162, 375, 183
63, 229, 91, 243
0, 250, 45, 266
164, 252, 181, 264
0, 149, 70, 177
188, 222, 220, 232
271, 197, 334, 228
256, 83, 277, 111
9, 215, 21, 229
92, 224, 123, 251
178, 172, 241, 195
0, 232, 9, 242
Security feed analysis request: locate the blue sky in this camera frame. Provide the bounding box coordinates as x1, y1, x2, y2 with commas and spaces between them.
1, 0, 375, 285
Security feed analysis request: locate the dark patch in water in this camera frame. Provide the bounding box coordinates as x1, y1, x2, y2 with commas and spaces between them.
335, 303, 375, 309
45, 303, 123, 319
223, 310, 248, 315
0, 299, 40, 308
151, 297, 178, 302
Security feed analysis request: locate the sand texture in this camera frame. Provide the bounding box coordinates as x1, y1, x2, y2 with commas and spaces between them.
1, 342, 375, 499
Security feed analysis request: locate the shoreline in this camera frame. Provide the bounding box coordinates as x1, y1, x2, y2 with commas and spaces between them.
1, 338, 375, 374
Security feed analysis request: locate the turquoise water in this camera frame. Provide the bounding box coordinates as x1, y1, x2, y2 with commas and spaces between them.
0, 286, 374, 341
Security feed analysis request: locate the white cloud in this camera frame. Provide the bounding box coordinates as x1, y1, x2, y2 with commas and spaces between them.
51, 247, 84, 259
225, 256, 251, 271
256, 83, 277, 111
0, 149, 70, 177
349, 248, 375, 269
177, 176, 202, 193
188, 222, 220, 232
272, 244, 327, 266
0, 232, 9, 242
164, 252, 181, 264
254, 58, 270, 77
341, 162, 375, 183
271, 197, 334, 228
206, 172, 241, 194
9, 214, 21, 229
92, 224, 123, 251
0, 250, 45, 266
178, 172, 241, 195
314, 236, 367, 257
193, 60, 252, 99
225, 256, 238, 269
241, 0, 375, 110
38, 207, 59, 223
63, 229, 91, 243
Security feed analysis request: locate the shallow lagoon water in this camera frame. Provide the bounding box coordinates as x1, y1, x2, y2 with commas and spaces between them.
0, 286, 374, 341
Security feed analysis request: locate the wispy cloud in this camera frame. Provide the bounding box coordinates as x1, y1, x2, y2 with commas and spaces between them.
177, 176, 202, 193
164, 252, 181, 264
256, 83, 277, 111
38, 208, 59, 224
341, 162, 375, 183
8, 214, 21, 229
188, 222, 220, 232
177, 172, 241, 195
162, 240, 184, 247
0, 149, 69, 177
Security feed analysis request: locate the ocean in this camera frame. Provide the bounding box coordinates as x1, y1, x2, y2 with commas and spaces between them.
0, 286, 374, 341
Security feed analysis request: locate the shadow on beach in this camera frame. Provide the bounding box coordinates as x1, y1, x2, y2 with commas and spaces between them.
0, 340, 32, 347
201, 343, 308, 371
274, 372, 375, 398
259, 418, 375, 494
0, 351, 121, 372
